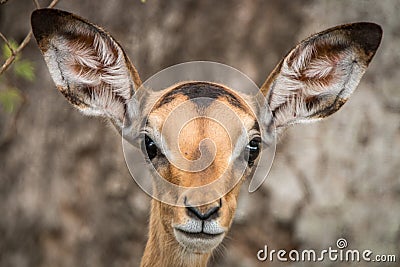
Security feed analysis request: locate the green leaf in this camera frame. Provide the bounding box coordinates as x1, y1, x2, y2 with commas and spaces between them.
0, 88, 22, 114
14, 59, 35, 81
2, 39, 18, 60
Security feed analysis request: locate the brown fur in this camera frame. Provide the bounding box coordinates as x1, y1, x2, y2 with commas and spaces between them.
138, 82, 256, 266
31, 9, 382, 267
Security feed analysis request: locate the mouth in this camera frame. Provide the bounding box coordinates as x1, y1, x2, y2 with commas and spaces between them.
173, 227, 225, 253
175, 228, 224, 240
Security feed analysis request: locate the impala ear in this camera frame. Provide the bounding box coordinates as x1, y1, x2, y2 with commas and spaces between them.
31, 8, 142, 132
261, 22, 382, 130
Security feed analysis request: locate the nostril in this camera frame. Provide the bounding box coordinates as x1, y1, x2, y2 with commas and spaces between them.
185, 198, 222, 221
186, 206, 203, 220
186, 206, 219, 220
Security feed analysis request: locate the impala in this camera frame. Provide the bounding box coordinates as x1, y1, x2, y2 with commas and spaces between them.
31, 8, 382, 267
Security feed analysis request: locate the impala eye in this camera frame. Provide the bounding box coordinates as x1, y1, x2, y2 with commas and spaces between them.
246, 138, 261, 167
144, 135, 159, 160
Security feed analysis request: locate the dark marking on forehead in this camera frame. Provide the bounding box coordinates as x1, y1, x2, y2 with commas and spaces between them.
154, 82, 246, 110
251, 121, 260, 131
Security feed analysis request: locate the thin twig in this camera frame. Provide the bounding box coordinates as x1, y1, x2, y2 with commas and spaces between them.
0, 32, 15, 54
0, 0, 60, 76
47, 0, 59, 8
32, 0, 40, 9
0, 32, 33, 76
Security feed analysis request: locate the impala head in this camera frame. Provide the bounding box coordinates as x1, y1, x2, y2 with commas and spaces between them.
31, 8, 382, 261
141, 80, 261, 253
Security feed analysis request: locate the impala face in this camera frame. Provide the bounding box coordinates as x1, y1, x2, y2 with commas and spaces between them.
140, 81, 262, 252
31, 8, 382, 266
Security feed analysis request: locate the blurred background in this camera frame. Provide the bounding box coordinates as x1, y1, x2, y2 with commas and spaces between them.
0, 0, 399, 266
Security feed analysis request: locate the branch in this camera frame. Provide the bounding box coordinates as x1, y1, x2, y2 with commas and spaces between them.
33, 0, 40, 9
0, 32, 15, 55
0, 0, 60, 76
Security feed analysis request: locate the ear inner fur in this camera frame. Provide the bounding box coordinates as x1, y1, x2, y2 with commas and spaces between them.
260, 22, 382, 129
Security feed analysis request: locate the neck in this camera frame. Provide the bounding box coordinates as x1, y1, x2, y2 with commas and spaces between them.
140, 200, 211, 267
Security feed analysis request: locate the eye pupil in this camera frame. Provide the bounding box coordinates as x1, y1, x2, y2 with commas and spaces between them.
145, 135, 158, 160
246, 138, 261, 166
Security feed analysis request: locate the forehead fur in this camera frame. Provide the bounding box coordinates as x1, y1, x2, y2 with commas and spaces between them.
147, 81, 256, 132
153, 81, 253, 112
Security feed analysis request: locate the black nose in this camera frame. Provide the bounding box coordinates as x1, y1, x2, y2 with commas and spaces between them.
185, 198, 221, 221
